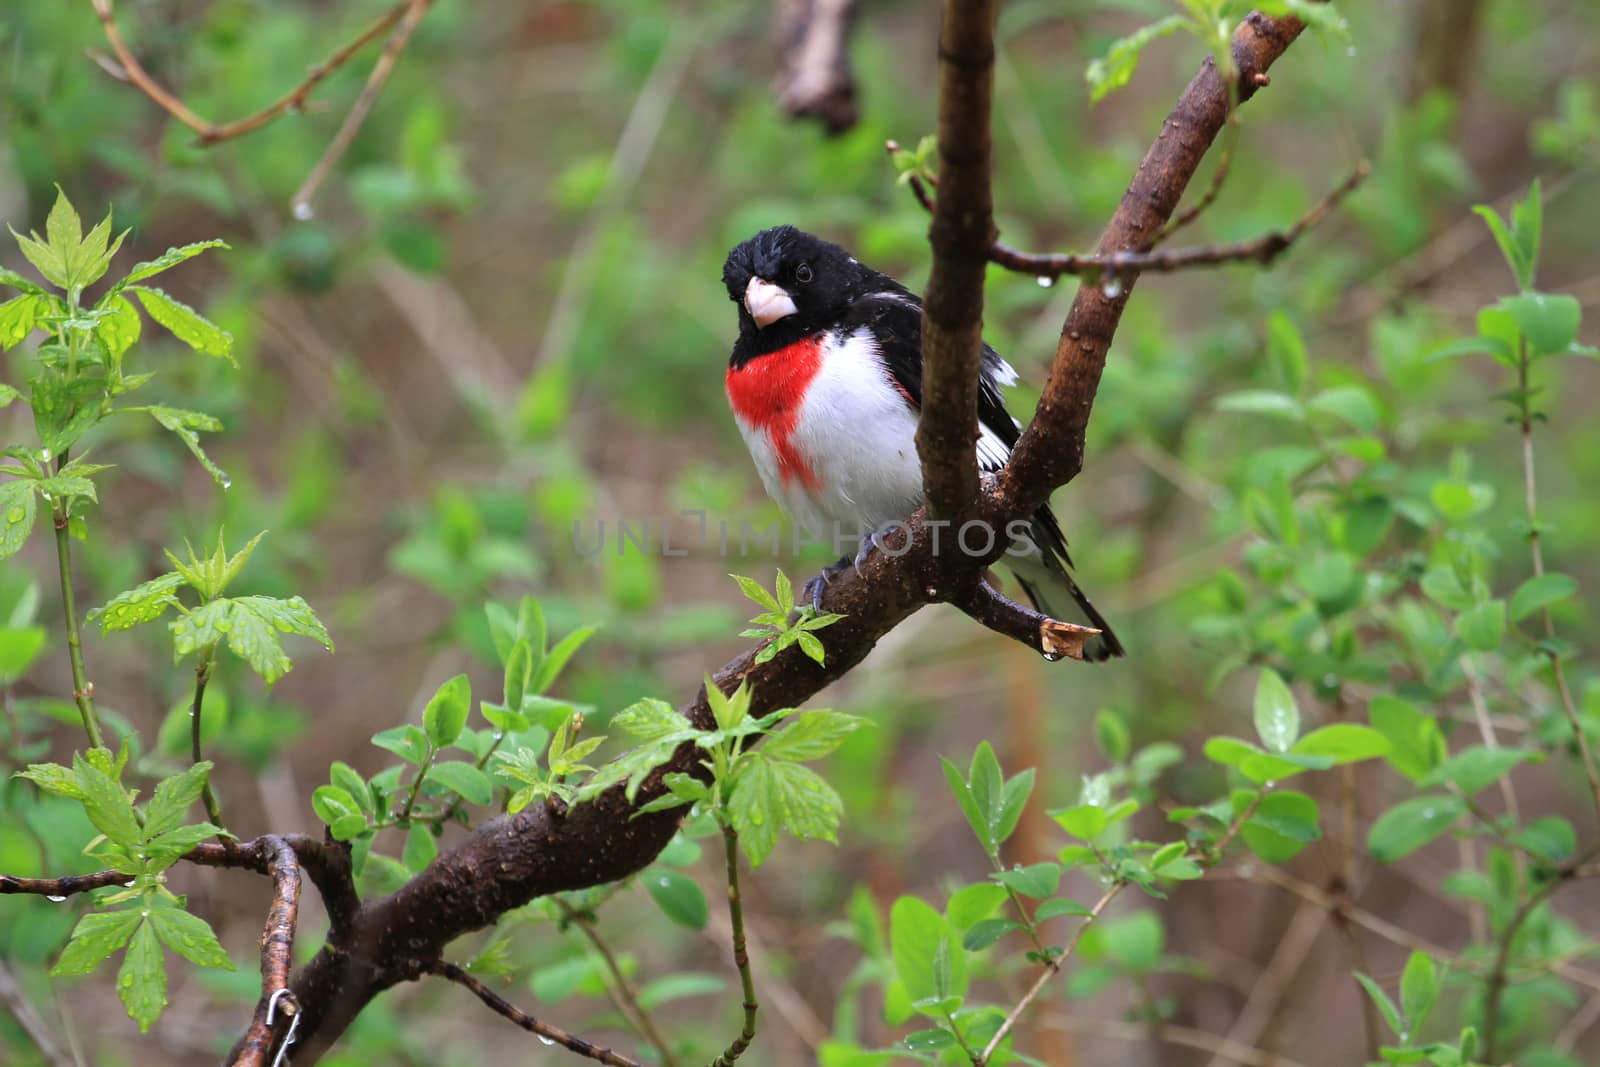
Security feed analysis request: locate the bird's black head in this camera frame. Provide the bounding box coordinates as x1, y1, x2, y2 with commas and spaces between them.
722, 226, 877, 353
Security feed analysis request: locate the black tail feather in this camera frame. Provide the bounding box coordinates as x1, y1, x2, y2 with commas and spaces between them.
1014, 508, 1126, 662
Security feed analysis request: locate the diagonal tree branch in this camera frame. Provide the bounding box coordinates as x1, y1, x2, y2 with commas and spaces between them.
998, 10, 1315, 517
430, 961, 644, 1066
916, 0, 1000, 526
233, 837, 304, 1067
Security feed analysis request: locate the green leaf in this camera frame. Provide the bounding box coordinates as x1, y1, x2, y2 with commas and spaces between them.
1513, 816, 1576, 862
1509, 573, 1577, 621
992, 862, 1061, 899
31, 369, 104, 454
612, 697, 690, 741
891, 896, 966, 1006
114, 240, 229, 289
1085, 14, 1186, 101
426, 760, 493, 805
1455, 599, 1506, 652
1267, 311, 1308, 392
1101, 911, 1162, 972
403, 823, 437, 872
44, 187, 82, 259
0, 294, 39, 349
1241, 790, 1322, 862
1501, 292, 1580, 357
762, 710, 869, 762
311, 785, 361, 827
994, 767, 1034, 848
73, 751, 142, 846
727, 755, 779, 868
502, 639, 531, 711
1093, 710, 1131, 763
0, 480, 37, 561
94, 294, 142, 363
1035, 897, 1094, 920
769, 759, 844, 845
1253, 669, 1299, 753
17, 761, 84, 800
946, 883, 1008, 931
961, 917, 1022, 951
118, 920, 166, 1032
732, 573, 779, 612
942, 757, 993, 855
330, 762, 372, 815
1052, 804, 1108, 841
1291, 724, 1390, 765
129, 286, 235, 363
1355, 971, 1405, 1040
0, 265, 46, 295
143, 762, 212, 837
1418, 746, 1537, 796
423, 674, 472, 748
146, 904, 233, 970
1473, 204, 1528, 290
531, 623, 597, 692
372, 724, 428, 765
147, 406, 229, 487
644, 868, 709, 930
1368, 795, 1465, 861
88, 572, 184, 633
1400, 952, 1439, 1034
1369, 696, 1445, 783
1215, 389, 1305, 421
1308, 385, 1380, 433
51, 909, 144, 975
636, 973, 725, 1009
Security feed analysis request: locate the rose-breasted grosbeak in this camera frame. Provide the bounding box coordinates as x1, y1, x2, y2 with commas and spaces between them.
721, 226, 1124, 661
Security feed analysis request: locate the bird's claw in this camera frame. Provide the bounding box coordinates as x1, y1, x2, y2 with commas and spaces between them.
852, 522, 899, 577
803, 556, 852, 613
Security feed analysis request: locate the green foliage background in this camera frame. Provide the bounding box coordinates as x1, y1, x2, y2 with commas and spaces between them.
1, 0, 1599, 1064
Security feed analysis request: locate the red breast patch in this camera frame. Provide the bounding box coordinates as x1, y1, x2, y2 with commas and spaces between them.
726, 336, 824, 490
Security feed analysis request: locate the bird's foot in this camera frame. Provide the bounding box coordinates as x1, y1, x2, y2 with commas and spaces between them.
852, 521, 902, 577
802, 556, 851, 613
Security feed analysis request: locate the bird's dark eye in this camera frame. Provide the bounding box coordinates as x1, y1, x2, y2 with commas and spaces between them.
795, 263, 813, 284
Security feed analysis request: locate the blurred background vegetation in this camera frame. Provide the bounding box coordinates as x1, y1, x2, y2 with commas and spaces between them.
1, 0, 1598, 1064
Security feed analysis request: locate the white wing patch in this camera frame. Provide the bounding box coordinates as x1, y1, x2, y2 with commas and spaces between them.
991, 356, 1019, 386
977, 422, 1012, 472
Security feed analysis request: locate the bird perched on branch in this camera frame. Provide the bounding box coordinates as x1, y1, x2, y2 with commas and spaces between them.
721, 226, 1124, 661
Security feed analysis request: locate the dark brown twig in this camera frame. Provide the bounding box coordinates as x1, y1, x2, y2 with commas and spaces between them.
0, 869, 131, 897
429, 960, 644, 1067
290, 0, 432, 217
554, 898, 681, 1067
951, 577, 1101, 661
916, 0, 1000, 527
89, 0, 409, 144
233, 836, 303, 1067
775, 0, 860, 133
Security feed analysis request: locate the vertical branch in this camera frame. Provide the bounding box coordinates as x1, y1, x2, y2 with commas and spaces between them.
916, 0, 1000, 525
1514, 338, 1600, 819
191, 648, 225, 828
53, 503, 102, 749
711, 826, 759, 1067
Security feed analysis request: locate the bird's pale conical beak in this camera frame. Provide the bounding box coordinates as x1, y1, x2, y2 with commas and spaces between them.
745, 276, 798, 328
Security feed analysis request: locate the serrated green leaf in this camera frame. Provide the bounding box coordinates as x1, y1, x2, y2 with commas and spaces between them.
762, 710, 868, 762
73, 751, 142, 846
17, 761, 83, 799
118, 920, 166, 1032
0, 294, 38, 349
31, 369, 104, 454
114, 240, 229, 290
94, 294, 141, 362
129, 286, 234, 363
89, 572, 186, 634
731, 573, 778, 612
769, 759, 844, 845
146, 905, 233, 969
147, 406, 229, 486
51, 909, 144, 976
728, 755, 779, 868
612, 697, 688, 741
1085, 14, 1186, 101
143, 762, 213, 837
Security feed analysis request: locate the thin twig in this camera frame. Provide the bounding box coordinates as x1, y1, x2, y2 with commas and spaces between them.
1513, 337, 1600, 821
0, 869, 129, 897
290, 0, 433, 218
0, 961, 73, 1067
1044, 1012, 1314, 1067
89, 0, 408, 144
711, 825, 759, 1066
190, 651, 226, 830
429, 960, 644, 1067
51, 456, 101, 749
554, 898, 681, 1067
914, 163, 1369, 281
978, 883, 1124, 1064
1153, 118, 1239, 246
951, 578, 1101, 661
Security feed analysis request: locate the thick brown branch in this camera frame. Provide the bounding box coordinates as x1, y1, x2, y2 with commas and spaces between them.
89, 0, 409, 144
429, 961, 645, 1067
774, 0, 860, 133
917, 0, 1000, 526
952, 576, 1101, 661
232, 836, 303, 1067
998, 9, 1316, 516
